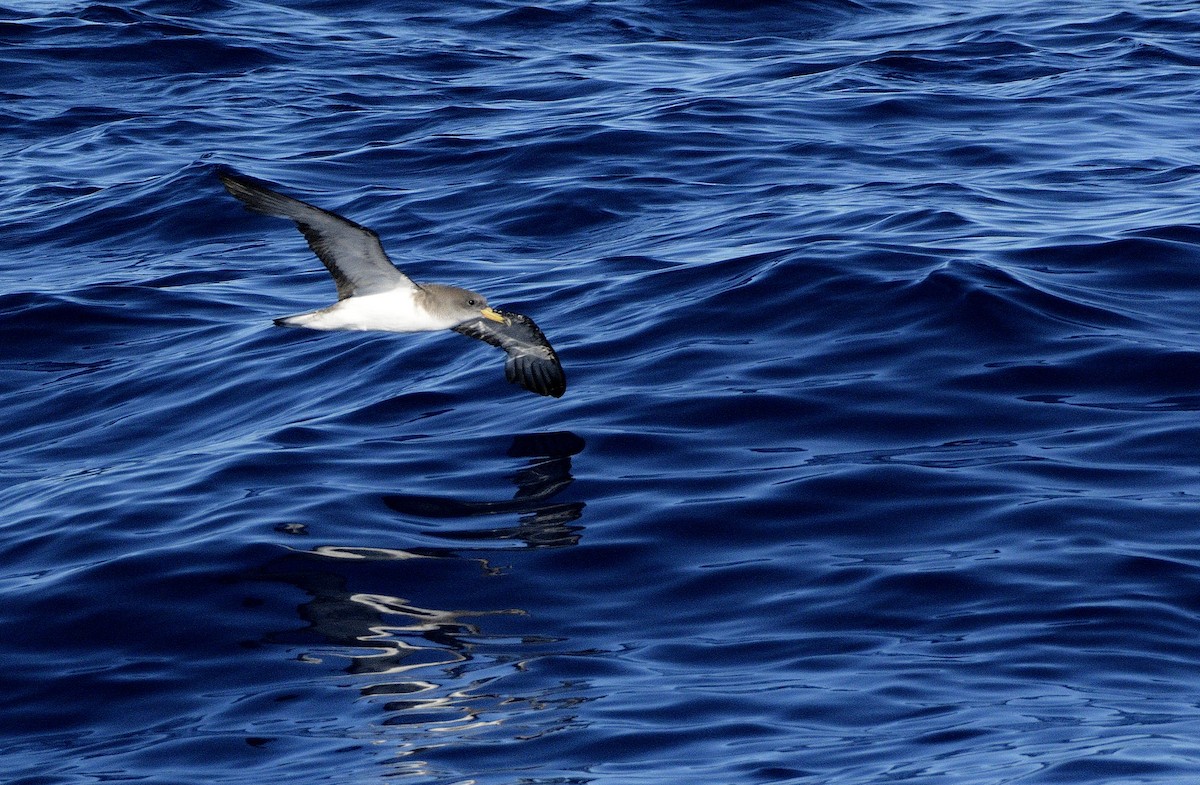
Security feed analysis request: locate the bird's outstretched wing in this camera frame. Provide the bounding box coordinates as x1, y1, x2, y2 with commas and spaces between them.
216, 166, 412, 300
453, 309, 566, 398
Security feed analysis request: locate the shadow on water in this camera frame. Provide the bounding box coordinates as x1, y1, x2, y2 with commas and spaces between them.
383, 430, 587, 550
243, 431, 588, 744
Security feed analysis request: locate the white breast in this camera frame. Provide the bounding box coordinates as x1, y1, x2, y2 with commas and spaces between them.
281, 289, 457, 333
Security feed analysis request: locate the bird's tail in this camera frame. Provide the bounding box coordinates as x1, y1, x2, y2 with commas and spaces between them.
273, 307, 348, 330
273, 312, 314, 328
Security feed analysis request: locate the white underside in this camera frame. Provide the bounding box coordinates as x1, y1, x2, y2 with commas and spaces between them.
279, 289, 456, 333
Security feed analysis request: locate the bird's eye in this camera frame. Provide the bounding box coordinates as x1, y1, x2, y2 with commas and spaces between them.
467, 298, 477, 306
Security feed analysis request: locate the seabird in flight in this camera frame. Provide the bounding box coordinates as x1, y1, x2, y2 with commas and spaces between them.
216, 167, 566, 398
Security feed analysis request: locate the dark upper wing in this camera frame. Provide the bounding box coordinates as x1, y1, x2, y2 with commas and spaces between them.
216, 166, 412, 300
452, 309, 566, 398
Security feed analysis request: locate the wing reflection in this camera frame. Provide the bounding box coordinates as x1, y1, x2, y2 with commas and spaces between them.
383, 430, 586, 548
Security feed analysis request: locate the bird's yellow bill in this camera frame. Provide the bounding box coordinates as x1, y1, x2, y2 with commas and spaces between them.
481, 307, 508, 324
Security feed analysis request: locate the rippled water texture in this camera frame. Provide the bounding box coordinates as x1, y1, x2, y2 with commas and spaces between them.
7, 1, 1200, 783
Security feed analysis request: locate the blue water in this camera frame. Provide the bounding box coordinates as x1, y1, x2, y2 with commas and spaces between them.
6, 1, 1200, 782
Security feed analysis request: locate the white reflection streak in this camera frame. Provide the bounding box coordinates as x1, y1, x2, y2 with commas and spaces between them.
305, 545, 433, 560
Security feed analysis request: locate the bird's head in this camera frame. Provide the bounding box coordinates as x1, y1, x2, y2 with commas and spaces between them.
419, 284, 509, 328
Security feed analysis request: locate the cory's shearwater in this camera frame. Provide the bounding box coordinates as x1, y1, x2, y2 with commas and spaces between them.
217, 167, 566, 398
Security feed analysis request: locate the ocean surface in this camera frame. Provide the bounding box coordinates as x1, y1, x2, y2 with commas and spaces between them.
6, 1, 1200, 783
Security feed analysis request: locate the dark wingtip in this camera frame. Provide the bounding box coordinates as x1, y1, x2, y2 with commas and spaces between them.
508, 355, 566, 398
213, 163, 267, 185
214, 167, 307, 221
213, 163, 248, 190
215, 164, 258, 204
541, 360, 567, 398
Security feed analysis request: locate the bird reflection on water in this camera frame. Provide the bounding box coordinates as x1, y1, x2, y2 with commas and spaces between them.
383, 430, 586, 550
248, 431, 587, 744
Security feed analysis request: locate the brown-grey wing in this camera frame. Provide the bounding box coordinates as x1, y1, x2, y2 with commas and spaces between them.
452, 309, 566, 398
217, 167, 412, 300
